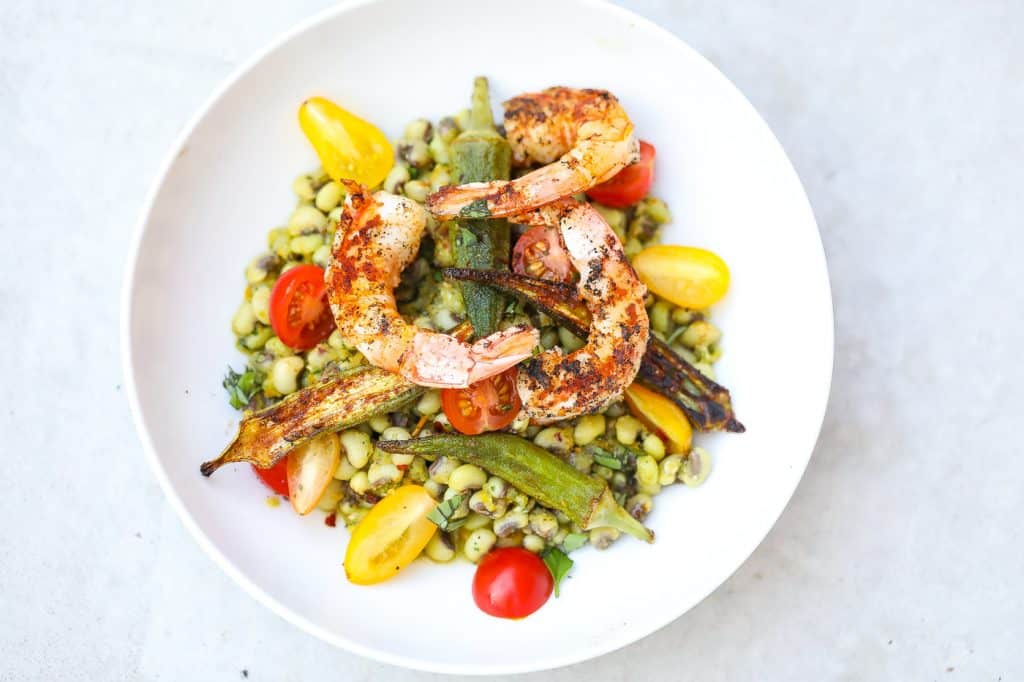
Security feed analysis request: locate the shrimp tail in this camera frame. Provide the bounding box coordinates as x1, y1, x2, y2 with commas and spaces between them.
328, 189, 540, 391
428, 182, 520, 219
400, 326, 539, 389
466, 325, 539, 383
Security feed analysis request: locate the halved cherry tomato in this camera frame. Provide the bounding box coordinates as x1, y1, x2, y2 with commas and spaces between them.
344, 485, 437, 585
298, 97, 394, 188
586, 140, 656, 208
624, 383, 693, 454
286, 432, 341, 515
252, 460, 289, 496
268, 264, 335, 350
631, 245, 730, 310
441, 368, 522, 435
472, 547, 553, 619
512, 226, 573, 283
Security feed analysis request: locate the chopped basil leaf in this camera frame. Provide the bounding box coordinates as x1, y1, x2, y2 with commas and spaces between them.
223, 366, 264, 410
585, 442, 637, 471
666, 324, 688, 346
459, 199, 491, 218
541, 547, 573, 597
427, 494, 467, 532
561, 532, 588, 553
591, 452, 622, 470
586, 444, 624, 471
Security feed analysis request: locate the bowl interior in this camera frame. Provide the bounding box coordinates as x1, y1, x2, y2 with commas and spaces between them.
124, 0, 832, 673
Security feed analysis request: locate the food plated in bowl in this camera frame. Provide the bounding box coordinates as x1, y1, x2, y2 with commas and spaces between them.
201, 77, 743, 610
123, 0, 832, 672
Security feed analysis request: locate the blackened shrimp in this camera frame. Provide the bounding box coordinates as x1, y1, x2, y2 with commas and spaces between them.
325, 184, 539, 388
512, 198, 649, 422
427, 87, 639, 220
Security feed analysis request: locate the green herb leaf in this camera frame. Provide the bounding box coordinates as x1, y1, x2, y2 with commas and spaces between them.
591, 452, 622, 470
666, 324, 688, 347
585, 442, 639, 471
457, 228, 479, 247
459, 199, 491, 219
223, 368, 244, 409
427, 494, 467, 532
541, 547, 573, 597
223, 366, 264, 410
561, 532, 588, 553
585, 444, 624, 471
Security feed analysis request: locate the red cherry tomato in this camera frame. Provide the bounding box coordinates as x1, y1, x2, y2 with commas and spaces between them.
586, 140, 656, 208
512, 226, 573, 283
472, 548, 553, 619
268, 264, 335, 350
441, 368, 521, 435
252, 459, 289, 496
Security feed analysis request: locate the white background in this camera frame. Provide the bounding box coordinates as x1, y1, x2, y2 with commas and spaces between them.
1, 1, 1020, 680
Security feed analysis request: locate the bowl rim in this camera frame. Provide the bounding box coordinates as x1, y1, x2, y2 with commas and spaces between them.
121, 0, 834, 674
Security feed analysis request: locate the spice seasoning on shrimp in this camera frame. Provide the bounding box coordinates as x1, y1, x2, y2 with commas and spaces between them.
325, 186, 538, 387
505, 199, 649, 422
428, 87, 640, 220
442, 267, 744, 432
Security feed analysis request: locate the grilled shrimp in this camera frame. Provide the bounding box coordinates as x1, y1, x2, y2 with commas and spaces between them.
428, 87, 640, 220
512, 198, 649, 423
325, 184, 539, 388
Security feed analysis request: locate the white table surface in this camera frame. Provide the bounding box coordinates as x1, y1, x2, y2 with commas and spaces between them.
2, 0, 1021, 679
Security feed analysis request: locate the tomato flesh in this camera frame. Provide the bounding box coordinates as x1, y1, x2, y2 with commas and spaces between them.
624, 383, 693, 454
441, 368, 521, 435
512, 226, 573, 283
268, 264, 335, 350
472, 548, 553, 619
298, 96, 394, 188
286, 432, 341, 515
344, 485, 437, 585
631, 245, 730, 310
252, 459, 289, 496
586, 140, 656, 208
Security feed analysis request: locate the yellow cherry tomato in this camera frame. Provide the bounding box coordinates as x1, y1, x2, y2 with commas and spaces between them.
298, 96, 394, 188
624, 383, 693, 454
344, 485, 437, 585
286, 432, 341, 516
632, 245, 730, 310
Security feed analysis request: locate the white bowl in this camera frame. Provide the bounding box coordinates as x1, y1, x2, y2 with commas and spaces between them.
122, 0, 833, 674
